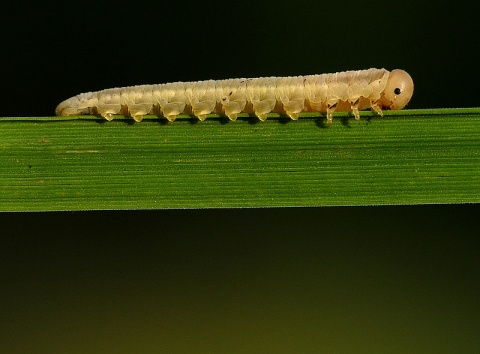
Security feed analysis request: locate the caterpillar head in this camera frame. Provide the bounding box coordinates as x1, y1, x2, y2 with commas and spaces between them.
379, 69, 414, 110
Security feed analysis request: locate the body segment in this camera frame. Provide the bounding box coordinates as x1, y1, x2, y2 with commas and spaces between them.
56, 68, 414, 123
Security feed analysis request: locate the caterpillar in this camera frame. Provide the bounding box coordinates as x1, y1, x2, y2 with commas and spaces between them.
55, 68, 414, 124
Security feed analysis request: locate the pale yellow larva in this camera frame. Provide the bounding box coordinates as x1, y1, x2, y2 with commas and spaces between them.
55, 68, 414, 124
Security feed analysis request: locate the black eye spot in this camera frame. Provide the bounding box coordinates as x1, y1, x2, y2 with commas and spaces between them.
394, 88, 402, 95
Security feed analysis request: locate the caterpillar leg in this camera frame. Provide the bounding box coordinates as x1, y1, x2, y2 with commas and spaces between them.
129, 104, 152, 122
246, 78, 277, 121
97, 104, 122, 121
349, 98, 361, 121
96, 89, 123, 120
132, 115, 143, 122
160, 102, 186, 122
287, 112, 299, 120
370, 100, 384, 117
283, 100, 304, 120
251, 99, 277, 121
164, 115, 177, 122
187, 80, 216, 121
101, 112, 114, 121
276, 77, 305, 121
221, 101, 246, 121
191, 101, 216, 121
326, 100, 338, 125
226, 113, 238, 121
130, 105, 152, 122
217, 78, 247, 121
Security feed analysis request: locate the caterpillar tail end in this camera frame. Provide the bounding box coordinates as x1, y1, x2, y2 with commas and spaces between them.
55, 97, 81, 116
55, 92, 96, 116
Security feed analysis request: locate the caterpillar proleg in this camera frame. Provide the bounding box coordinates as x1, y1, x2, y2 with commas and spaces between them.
56, 68, 414, 124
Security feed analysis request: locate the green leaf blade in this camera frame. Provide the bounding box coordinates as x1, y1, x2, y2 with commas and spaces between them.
1, 109, 480, 211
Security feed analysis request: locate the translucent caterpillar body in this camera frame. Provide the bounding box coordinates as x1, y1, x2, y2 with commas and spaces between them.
56, 68, 414, 124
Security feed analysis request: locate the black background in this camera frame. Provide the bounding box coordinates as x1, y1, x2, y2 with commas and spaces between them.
2, 0, 480, 352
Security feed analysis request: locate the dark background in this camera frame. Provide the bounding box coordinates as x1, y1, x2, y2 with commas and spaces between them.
2, 0, 480, 352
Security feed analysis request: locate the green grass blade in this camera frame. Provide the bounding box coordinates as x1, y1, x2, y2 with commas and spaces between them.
1, 108, 479, 211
